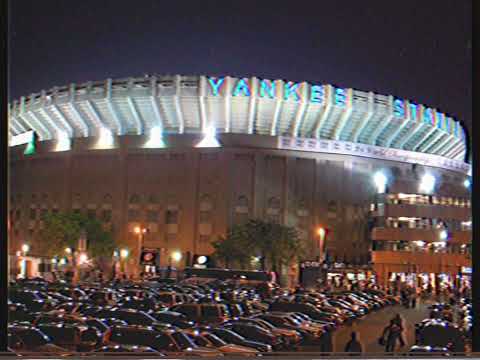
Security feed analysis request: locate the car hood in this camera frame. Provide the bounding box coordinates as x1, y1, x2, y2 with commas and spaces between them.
186, 347, 224, 356
34, 343, 69, 353
219, 344, 258, 353
273, 328, 299, 337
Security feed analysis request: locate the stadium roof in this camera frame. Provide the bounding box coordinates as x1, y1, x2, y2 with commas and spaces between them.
8, 74, 467, 162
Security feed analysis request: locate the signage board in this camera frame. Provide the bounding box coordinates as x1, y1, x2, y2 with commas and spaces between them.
140, 248, 159, 266
278, 136, 470, 174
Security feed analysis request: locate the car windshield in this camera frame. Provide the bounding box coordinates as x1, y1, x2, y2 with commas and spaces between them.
205, 333, 227, 347
263, 317, 284, 327
255, 319, 274, 329
86, 319, 109, 332
158, 294, 174, 303
215, 329, 245, 341
19, 329, 50, 347
172, 332, 197, 349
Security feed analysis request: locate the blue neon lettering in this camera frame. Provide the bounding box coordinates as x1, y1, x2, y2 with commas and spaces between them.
436, 112, 443, 129
233, 79, 250, 97
284, 82, 300, 101
424, 108, 433, 124
310, 85, 325, 103
393, 99, 405, 117
409, 103, 417, 121
208, 77, 224, 96
260, 80, 275, 99
335, 88, 346, 106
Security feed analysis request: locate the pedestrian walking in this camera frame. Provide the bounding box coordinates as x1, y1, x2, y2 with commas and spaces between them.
411, 289, 417, 309
344, 331, 363, 354
380, 319, 405, 352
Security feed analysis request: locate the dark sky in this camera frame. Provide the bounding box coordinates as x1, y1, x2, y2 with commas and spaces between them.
8, 0, 471, 133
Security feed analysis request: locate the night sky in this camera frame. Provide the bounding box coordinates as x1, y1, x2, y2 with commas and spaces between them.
8, 0, 471, 134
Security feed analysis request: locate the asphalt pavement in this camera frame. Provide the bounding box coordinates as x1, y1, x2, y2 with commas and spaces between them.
331, 299, 434, 353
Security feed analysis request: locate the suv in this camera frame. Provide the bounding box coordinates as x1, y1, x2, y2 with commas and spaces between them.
170, 304, 229, 325
8, 325, 66, 353
108, 326, 221, 356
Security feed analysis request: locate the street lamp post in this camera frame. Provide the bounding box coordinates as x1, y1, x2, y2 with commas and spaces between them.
120, 248, 129, 275
134, 226, 148, 277
19, 244, 30, 279
317, 228, 326, 262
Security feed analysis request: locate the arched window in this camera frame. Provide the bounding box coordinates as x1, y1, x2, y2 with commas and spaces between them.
129, 194, 141, 204
266, 197, 281, 223
327, 200, 337, 212
103, 194, 113, 203
199, 195, 213, 211
237, 195, 248, 208
297, 199, 309, 217
268, 197, 281, 210
233, 196, 249, 225
148, 195, 159, 204
199, 194, 213, 223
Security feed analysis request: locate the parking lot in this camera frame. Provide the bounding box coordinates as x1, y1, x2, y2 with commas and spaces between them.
8, 276, 471, 355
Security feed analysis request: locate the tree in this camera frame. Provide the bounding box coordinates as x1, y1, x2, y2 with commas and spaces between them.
244, 220, 304, 274
211, 224, 253, 268
40, 212, 115, 261
211, 219, 305, 278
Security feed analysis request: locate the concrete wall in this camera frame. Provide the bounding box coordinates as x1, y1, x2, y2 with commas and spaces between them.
8, 134, 469, 267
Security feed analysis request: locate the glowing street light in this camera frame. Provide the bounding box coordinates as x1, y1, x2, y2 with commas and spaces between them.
464, 179, 471, 188
419, 173, 435, 194
171, 251, 182, 262
65, 247, 72, 255
373, 172, 387, 193
439, 230, 448, 240
21, 244, 30, 254
120, 248, 129, 259
197, 255, 208, 265
78, 253, 88, 265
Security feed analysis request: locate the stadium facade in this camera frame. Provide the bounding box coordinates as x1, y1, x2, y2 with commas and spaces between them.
8, 75, 471, 289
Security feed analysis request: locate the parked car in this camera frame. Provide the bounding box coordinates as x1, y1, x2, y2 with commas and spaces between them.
170, 304, 230, 325
186, 330, 259, 355
8, 325, 67, 353
36, 323, 102, 352
209, 328, 272, 352
108, 325, 222, 356
223, 322, 284, 350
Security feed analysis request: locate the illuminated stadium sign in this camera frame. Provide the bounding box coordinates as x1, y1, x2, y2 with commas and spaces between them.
8, 75, 467, 167
206, 76, 461, 138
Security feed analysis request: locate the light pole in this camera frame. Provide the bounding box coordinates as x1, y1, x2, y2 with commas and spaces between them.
120, 248, 129, 275
112, 249, 119, 280
317, 227, 326, 262
134, 226, 148, 276
19, 244, 30, 279
168, 250, 182, 279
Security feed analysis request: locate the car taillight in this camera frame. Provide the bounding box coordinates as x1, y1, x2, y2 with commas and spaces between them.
103, 329, 112, 343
